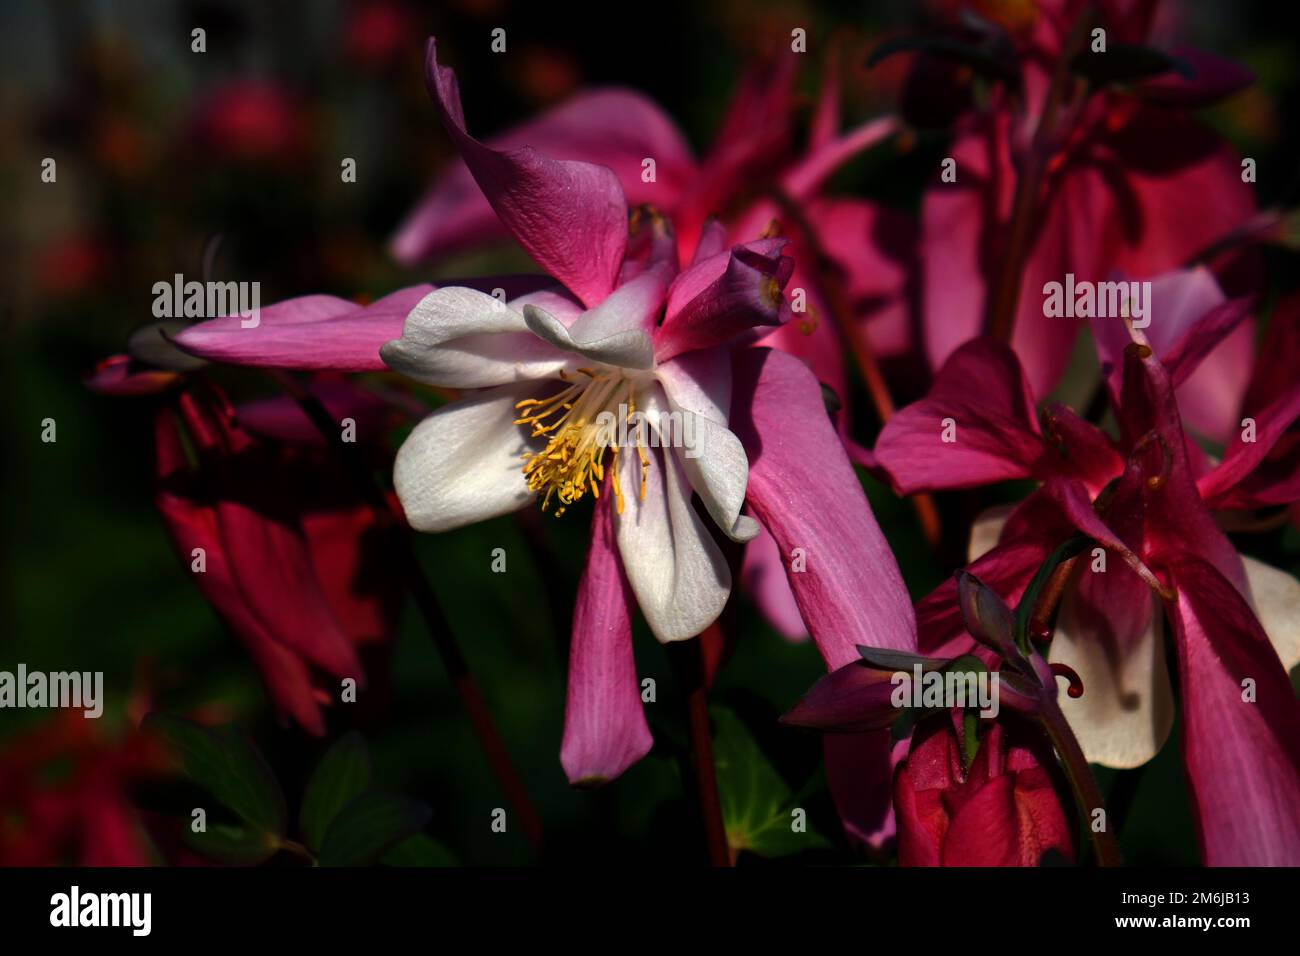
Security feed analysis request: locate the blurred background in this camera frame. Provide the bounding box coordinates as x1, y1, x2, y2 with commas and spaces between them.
2, 0, 1297, 866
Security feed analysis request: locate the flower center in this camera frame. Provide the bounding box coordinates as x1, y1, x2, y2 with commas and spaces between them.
514, 368, 649, 517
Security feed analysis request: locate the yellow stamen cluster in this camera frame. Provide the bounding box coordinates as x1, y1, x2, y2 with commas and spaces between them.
514, 369, 650, 517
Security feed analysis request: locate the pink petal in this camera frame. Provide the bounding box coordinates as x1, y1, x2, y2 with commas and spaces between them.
1117, 344, 1246, 591
424, 38, 627, 309
874, 338, 1045, 494
1166, 554, 1300, 865
153, 411, 327, 734
236, 380, 399, 447
654, 239, 792, 362
560, 491, 653, 785
730, 347, 916, 670
1199, 382, 1300, 508
921, 117, 1096, 398
739, 524, 808, 641
781, 117, 898, 200
1091, 268, 1254, 444
782, 662, 900, 732
392, 88, 695, 265
174, 288, 427, 372
804, 198, 917, 359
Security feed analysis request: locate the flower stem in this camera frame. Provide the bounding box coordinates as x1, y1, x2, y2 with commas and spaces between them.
268, 371, 544, 855
769, 188, 943, 553
1038, 696, 1122, 866
984, 9, 1094, 343
671, 638, 731, 866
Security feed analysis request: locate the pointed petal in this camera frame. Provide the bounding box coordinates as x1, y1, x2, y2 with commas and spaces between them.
1198, 379, 1300, 506
392, 88, 695, 265
1166, 554, 1300, 866
874, 338, 1045, 494
424, 39, 627, 308
561, 492, 653, 785
174, 292, 406, 371
730, 348, 916, 669
654, 239, 793, 363
1136, 47, 1255, 106
825, 731, 902, 853
782, 661, 900, 732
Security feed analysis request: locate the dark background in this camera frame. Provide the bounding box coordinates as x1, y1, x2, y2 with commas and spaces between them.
2, 0, 1296, 866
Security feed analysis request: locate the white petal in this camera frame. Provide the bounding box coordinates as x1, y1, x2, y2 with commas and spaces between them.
1049, 573, 1174, 769
393, 383, 540, 532
615, 439, 730, 643
1242, 554, 1300, 672
655, 349, 731, 427
642, 379, 755, 543
380, 286, 576, 387
522, 272, 663, 371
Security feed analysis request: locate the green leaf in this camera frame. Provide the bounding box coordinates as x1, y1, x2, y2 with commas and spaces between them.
300, 731, 373, 853
712, 707, 828, 860
183, 820, 280, 866
319, 792, 432, 867
143, 714, 286, 838
382, 833, 458, 867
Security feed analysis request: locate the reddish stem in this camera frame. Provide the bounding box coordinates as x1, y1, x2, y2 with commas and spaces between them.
672, 639, 731, 866
269, 371, 544, 854
1038, 697, 1122, 866
985, 9, 1094, 343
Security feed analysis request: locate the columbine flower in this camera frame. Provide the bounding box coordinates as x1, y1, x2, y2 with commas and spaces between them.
783, 571, 1081, 866
171, 38, 918, 803
872, 278, 1300, 864
153, 382, 405, 736
389, 43, 905, 642
371, 39, 919, 788
89, 345, 405, 736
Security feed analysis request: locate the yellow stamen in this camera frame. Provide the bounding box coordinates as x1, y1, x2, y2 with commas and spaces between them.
515, 370, 649, 518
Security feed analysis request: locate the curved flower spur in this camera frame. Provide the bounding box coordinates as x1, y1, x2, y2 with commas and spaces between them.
378, 39, 918, 785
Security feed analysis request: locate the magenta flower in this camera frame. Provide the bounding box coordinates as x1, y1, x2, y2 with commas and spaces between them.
373, 40, 917, 786
895, 719, 1074, 867
873, 284, 1300, 864
151, 381, 403, 735
389, 47, 907, 643
172, 39, 918, 793
914, 1, 1258, 399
